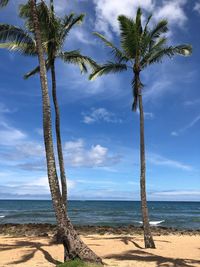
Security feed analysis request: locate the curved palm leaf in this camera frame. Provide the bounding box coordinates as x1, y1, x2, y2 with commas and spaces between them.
24, 60, 51, 79
61, 13, 84, 40
89, 62, 127, 80
0, 24, 35, 46
118, 15, 138, 58
59, 50, 99, 73
0, 0, 9, 7
93, 32, 128, 62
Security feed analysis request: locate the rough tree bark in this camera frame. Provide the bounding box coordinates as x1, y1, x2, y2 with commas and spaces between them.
51, 61, 67, 208
30, 0, 102, 263
138, 78, 156, 249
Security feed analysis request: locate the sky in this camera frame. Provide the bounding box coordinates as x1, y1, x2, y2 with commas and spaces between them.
0, 0, 200, 201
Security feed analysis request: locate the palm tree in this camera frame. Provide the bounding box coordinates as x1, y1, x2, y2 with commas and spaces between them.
0, 0, 102, 263
0, 0, 98, 208
90, 8, 192, 248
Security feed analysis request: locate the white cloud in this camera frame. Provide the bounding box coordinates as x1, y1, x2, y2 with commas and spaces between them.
171, 114, 200, 136
64, 139, 121, 167
93, 0, 154, 37
152, 190, 200, 196
0, 123, 26, 145
194, 1, 200, 14
93, 0, 187, 38
155, 0, 187, 28
82, 107, 121, 124
148, 153, 193, 171
1, 176, 75, 196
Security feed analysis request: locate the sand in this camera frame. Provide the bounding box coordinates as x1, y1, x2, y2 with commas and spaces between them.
0, 234, 199, 267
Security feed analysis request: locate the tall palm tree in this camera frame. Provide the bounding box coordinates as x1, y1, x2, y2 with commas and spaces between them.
0, 0, 102, 263
90, 8, 192, 248
0, 0, 98, 208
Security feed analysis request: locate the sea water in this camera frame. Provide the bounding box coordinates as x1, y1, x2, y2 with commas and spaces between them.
0, 200, 199, 230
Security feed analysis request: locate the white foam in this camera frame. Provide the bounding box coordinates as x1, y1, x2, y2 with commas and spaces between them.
135, 220, 165, 226
0, 215, 5, 218
149, 220, 165, 226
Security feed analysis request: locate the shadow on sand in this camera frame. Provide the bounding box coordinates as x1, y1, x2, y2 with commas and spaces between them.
0, 238, 60, 265
105, 249, 200, 267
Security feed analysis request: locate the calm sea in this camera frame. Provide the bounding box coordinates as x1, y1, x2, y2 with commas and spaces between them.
0, 200, 199, 230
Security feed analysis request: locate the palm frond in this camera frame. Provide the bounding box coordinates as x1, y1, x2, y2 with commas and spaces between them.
0, 0, 9, 8
94, 32, 128, 62
136, 7, 143, 36
148, 44, 192, 65
59, 50, 99, 73
24, 60, 50, 79
118, 15, 138, 59
0, 41, 36, 55
62, 13, 84, 39
150, 20, 168, 39
0, 24, 35, 47
143, 14, 152, 36
173, 44, 192, 56
89, 62, 127, 80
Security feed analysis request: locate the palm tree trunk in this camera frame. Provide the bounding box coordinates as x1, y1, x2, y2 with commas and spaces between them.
30, 0, 102, 264
51, 61, 67, 208
138, 89, 155, 249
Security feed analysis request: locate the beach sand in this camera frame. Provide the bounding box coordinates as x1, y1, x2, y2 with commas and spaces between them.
0, 234, 199, 267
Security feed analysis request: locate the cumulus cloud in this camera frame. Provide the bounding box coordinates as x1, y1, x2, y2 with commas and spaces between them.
93, 0, 187, 38
82, 107, 121, 124
93, 0, 154, 37
64, 139, 121, 167
154, 0, 187, 28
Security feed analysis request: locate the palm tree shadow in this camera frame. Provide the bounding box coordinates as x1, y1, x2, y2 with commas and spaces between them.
105, 249, 200, 267
0, 239, 60, 265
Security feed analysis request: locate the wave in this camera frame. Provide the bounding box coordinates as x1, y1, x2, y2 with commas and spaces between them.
135, 220, 165, 226
0, 215, 5, 218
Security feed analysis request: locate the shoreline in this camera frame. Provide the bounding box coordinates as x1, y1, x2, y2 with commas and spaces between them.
0, 223, 199, 237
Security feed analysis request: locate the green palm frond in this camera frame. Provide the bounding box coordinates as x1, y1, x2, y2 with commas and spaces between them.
62, 13, 84, 39
59, 50, 99, 73
146, 46, 186, 65
143, 14, 152, 36
0, 41, 36, 55
24, 60, 51, 79
173, 44, 192, 56
93, 32, 128, 62
136, 7, 143, 36
0, 24, 35, 46
150, 20, 168, 38
0, 0, 9, 8
89, 62, 127, 80
118, 15, 138, 58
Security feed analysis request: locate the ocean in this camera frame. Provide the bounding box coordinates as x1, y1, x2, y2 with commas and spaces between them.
0, 200, 199, 230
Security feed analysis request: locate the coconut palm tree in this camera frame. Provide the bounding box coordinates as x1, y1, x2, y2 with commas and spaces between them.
90, 8, 192, 248
0, 0, 98, 208
0, 0, 102, 263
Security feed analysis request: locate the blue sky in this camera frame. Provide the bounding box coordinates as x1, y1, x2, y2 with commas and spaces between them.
0, 0, 200, 201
